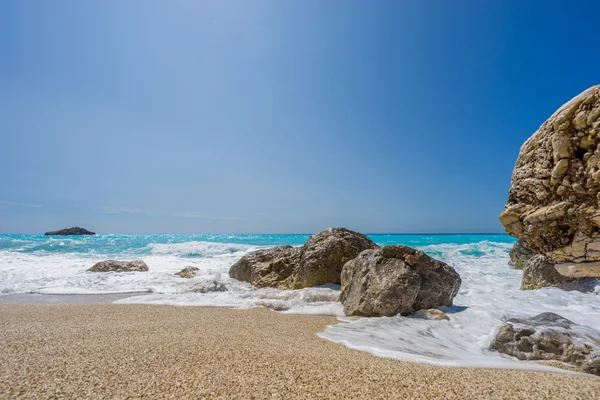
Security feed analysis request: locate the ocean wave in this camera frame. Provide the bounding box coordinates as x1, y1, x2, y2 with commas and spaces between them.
148, 241, 256, 257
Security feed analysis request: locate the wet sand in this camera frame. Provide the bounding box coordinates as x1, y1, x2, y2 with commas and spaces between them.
1, 303, 598, 399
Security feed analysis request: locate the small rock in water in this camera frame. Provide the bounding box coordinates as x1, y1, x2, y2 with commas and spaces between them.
175, 266, 199, 279
88, 260, 148, 272
190, 280, 227, 293
490, 312, 600, 376
413, 309, 450, 321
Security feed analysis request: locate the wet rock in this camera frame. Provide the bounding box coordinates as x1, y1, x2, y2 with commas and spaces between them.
509, 240, 535, 269
45, 227, 95, 236
500, 85, 600, 278
190, 280, 227, 293
175, 266, 199, 279
490, 312, 600, 376
229, 245, 302, 289
296, 228, 378, 288
88, 260, 148, 272
521, 254, 595, 291
340, 245, 461, 317
413, 308, 450, 321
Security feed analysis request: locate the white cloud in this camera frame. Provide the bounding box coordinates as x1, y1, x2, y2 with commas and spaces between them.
0, 201, 42, 208
97, 206, 147, 215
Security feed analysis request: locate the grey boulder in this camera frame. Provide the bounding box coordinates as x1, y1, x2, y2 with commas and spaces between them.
490, 312, 600, 376
88, 260, 148, 272
45, 227, 96, 236
229, 245, 302, 289
340, 245, 461, 317
296, 228, 378, 288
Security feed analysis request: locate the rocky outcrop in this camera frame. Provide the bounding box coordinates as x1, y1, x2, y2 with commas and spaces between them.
521, 254, 595, 291
296, 228, 378, 288
508, 240, 535, 269
45, 227, 96, 236
88, 260, 148, 272
499, 85, 600, 278
490, 312, 600, 376
228, 228, 378, 289
229, 245, 302, 289
340, 245, 461, 317
175, 266, 199, 279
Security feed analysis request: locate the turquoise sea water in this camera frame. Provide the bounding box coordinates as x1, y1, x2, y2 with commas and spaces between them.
1, 232, 598, 373
0, 233, 515, 255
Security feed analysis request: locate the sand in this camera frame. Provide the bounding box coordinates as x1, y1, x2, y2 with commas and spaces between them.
1, 304, 598, 399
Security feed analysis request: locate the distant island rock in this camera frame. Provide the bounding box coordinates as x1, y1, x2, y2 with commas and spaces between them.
45, 227, 96, 236
500, 84, 600, 288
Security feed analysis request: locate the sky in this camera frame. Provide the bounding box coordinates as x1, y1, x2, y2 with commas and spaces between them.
0, 1, 599, 234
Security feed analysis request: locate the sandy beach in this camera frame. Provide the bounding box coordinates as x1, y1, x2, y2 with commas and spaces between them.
0, 303, 598, 399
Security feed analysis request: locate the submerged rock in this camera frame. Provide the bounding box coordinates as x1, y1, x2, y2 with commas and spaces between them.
88, 260, 148, 272
175, 266, 199, 279
229, 245, 302, 289
499, 85, 600, 279
296, 228, 378, 288
190, 280, 227, 293
45, 227, 96, 236
521, 254, 595, 291
340, 245, 461, 317
228, 228, 378, 289
413, 308, 450, 321
508, 240, 535, 269
490, 312, 600, 376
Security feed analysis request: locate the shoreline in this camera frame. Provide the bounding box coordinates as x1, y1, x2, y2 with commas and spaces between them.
1, 303, 598, 399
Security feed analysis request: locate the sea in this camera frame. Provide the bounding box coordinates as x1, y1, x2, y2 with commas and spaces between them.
1, 233, 599, 373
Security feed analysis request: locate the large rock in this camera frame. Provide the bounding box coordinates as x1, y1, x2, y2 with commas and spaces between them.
340, 245, 461, 317
45, 227, 96, 236
520, 254, 594, 291
88, 260, 148, 272
229, 245, 302, 289
499, 85, 600, 278
228, 228, 378, 289
508, 240, 535, 269
296, 228, 378, 288
490, 312, 600, 376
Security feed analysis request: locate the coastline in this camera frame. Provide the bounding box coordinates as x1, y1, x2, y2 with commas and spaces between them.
1, 303, 598, 399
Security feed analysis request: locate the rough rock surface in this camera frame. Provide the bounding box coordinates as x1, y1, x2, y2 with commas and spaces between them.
88, 260, 148, 272
45, 227, 96, 236
229, 245, 302, 289
340, 245, 461, 317
508, 240, 535, 269
190, 280, 227, 293
296, 228, 378, 288
500, 85, 600, 277
490, 312, 600, 376
228, 228, 378, 289
520, 254, 595, 291
175, 266, 199, 279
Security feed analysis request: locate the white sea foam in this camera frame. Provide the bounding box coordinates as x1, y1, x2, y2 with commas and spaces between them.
1, 237, 599, 374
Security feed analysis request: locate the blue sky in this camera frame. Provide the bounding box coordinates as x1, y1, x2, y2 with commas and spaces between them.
0, 1, 599, 234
